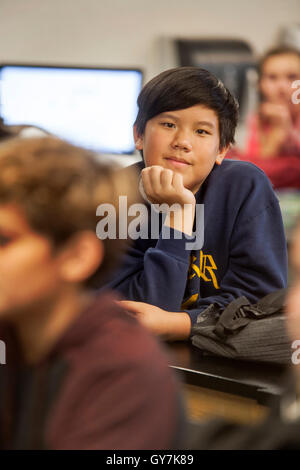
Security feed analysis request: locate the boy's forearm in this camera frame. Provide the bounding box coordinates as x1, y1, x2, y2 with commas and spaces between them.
164, 311, 192, 341
163, 204, 195, 236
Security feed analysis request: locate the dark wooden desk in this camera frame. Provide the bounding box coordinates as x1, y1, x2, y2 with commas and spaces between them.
166, 342, 288, 424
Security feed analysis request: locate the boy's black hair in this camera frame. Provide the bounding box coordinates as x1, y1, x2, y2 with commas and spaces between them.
134, 66, 239, 150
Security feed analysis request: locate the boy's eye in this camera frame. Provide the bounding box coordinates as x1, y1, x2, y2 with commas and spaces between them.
161, 122, 175, 128
196, 129, 210, 135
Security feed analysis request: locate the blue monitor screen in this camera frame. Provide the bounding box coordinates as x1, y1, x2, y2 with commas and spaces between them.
0, 65, 143, 154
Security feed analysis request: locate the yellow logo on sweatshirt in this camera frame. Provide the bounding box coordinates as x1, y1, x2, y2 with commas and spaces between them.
189, 251, 219, 289
181, 251, 220, 310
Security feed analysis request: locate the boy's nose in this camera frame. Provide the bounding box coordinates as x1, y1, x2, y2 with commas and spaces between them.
171, 132, 192, 152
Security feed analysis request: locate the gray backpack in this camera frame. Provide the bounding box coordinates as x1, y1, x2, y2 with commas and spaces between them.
191, 289, 291, 364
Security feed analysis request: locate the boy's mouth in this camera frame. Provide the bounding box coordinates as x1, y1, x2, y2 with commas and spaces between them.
164, 156, 192, 167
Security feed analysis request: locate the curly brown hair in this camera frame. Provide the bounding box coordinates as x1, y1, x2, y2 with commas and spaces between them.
0, 136, 139, 287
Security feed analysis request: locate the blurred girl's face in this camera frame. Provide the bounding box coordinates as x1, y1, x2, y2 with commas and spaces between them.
259, 53, 300, 106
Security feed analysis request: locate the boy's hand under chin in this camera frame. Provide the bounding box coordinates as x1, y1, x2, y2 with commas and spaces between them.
141, 165, 196, 236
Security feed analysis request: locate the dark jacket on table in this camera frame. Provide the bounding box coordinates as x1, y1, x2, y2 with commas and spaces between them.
0, 293, 180, 449
106, 160, 288, 326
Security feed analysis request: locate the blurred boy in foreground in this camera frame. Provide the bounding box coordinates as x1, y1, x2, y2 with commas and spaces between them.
0, 137, 180, 450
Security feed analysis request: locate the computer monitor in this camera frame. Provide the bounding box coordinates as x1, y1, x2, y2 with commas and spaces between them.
0, 64, 143, 154
175, 39, 256, 115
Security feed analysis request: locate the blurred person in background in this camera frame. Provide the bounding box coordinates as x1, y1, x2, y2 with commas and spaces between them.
0, 137, 181, 450
229, 46, 300, 190
248, 46, 300, 160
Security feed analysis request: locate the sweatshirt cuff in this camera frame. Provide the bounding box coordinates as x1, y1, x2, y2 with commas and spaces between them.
183, 309, 200, 330
155, 228, 195, 263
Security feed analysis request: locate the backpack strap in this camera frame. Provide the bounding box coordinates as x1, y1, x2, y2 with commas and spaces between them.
214, 296, 251, 339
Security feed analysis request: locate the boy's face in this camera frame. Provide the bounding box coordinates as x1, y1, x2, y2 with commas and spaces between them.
0, 204, 62, 321
135, 104, 228, 194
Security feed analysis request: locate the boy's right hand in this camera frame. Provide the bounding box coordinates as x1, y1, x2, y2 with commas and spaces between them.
141, 165, 195, 207
141, 165, 196, 236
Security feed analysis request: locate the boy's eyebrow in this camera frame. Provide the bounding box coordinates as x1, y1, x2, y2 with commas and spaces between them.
159, 113, 216, 129
158, 113, 180, 120
195, 121, 216, 129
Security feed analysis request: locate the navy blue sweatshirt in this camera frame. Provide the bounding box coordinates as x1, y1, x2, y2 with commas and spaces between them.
106, 160, 288, 326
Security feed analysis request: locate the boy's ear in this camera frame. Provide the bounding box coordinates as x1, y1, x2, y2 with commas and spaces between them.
133, 125, 143, 150
58, 231, 104, 284
215, 146, 230, 165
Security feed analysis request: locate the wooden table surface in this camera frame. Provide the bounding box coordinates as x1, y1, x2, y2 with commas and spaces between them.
165, 342, 289, 423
